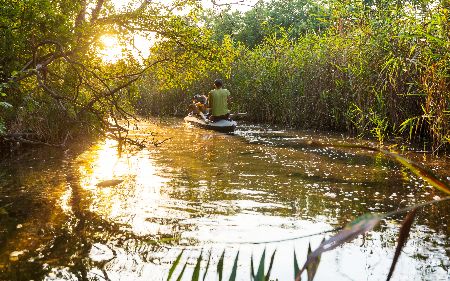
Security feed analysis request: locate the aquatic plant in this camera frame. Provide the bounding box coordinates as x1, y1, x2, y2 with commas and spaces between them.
165, 198, 448, 281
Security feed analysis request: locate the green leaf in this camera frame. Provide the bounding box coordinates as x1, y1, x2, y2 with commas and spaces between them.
217, 249, 225, 281
327, 213, 380, 250
300, 214, 381, 276
265, 250, 276, 281
175, 262, 188, 281
386, 209, 418, 281
0, 120, 5, 135
167, 250, 184, 281
192, 250, 203, 281
229, 251, 239, 281
294, 249, 301, 281
0, 102, 12, 109
0, 207, 8, 216
380, 149, 450, 195
306, 241, 322, 281
203, 250, 212, 281
255, 249, 266, 281
250, 253, 255, 280
0, 82, 9, 90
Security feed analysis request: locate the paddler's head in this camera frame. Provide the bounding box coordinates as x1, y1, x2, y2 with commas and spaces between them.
214, 79, 223, 89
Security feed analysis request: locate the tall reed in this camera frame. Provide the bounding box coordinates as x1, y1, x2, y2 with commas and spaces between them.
137, 1, 449, 153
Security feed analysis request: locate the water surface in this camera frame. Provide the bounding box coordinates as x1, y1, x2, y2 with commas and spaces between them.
0, 118, 449, 280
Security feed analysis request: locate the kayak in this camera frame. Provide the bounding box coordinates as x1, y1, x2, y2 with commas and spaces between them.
184, 114, 237, 132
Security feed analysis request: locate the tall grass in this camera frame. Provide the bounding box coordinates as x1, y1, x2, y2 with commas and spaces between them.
138, 1, 449, 154
227, 4, 449, 152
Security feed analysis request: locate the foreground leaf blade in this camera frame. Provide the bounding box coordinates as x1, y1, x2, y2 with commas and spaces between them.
250, 253, 255, 280
203, 250, 212, 281
265, 250, 276, 281
192, 250, 203, 281
294, 249, 301, 281
167, 250, 184, 281
229, 251, 239, 281
386, 208, 418, 281
300, 214, 381, 276
306, 241, 322, 281
175, 262, 188, 281
255, 248, 266, 281
217, 250, 225, 281
381, 149, 450, 195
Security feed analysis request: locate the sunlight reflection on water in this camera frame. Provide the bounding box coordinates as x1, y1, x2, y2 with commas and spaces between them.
0, 118, 448, 281
71, 120, 449, 280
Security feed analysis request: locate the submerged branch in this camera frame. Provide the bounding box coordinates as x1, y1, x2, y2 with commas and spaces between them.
1, 132, 70, 148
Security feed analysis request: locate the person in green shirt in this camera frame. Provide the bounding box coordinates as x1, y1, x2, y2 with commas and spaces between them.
207, 79, 231, 122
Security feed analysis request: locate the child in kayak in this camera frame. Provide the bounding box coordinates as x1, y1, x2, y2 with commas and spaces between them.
190, 94, 208, 115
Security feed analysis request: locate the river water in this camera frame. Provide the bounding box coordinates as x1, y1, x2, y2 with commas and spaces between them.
0, 118, 449, 281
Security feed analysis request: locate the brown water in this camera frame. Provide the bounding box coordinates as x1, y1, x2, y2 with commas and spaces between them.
0, 118, 449, 281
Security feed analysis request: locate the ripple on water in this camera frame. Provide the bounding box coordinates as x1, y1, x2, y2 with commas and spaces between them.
0, 118, 448, 281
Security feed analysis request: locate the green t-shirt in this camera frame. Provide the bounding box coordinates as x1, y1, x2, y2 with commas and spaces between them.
209, 88, 230, 116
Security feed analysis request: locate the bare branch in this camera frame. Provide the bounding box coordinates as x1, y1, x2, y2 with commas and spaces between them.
1, 134, 69, 147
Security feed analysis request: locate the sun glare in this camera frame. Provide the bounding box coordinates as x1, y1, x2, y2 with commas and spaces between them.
99, 35, 123, 63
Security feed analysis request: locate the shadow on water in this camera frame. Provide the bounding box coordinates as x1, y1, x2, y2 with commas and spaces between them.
0, 118, 448, 280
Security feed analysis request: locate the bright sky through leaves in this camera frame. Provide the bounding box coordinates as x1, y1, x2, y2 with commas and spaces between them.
98, 0, 259, 62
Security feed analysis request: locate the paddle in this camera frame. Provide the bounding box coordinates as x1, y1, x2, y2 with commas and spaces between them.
230, 112, 247, 120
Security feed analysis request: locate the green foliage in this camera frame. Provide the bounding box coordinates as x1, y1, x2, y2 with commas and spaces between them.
0, 101, 12, 110
217, 250, 225, 281
0, 118, 5, 135
305, 242, 320, 281
229, 251, 239, 281
251, 249, 267, 280
0, 0, 448, 152
138, 0, 449, 153
192, 250, 203, 281
167, 249, 184, 281
381, 148, 450, 195
0, 0, 224, 144
150, 31, 237, 90
0, 101, 12, 136
203, 0, 329, 48
294, 249, 300, 280
166, 248, 277, 281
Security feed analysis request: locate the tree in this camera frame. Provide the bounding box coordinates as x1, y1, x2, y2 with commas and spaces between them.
204, 0, 329, 48
0, 0, 215, 147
